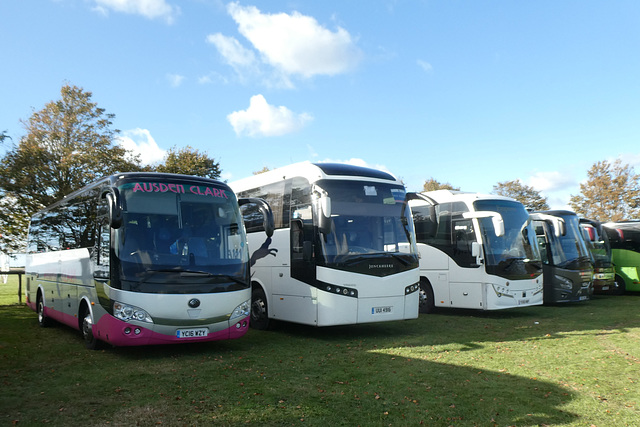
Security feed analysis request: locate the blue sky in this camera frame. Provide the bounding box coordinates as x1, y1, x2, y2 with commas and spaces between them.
2, 0, 639, 209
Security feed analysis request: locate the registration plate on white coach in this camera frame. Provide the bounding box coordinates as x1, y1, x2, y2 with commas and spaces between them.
372, 306, 392, 314
176, 328, 208, 338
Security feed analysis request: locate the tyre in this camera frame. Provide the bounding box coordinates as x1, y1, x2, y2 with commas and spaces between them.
250, 286, 270, 330
613, 275, 627, 295
81, 307, 102, 350
418, 279, 435, 314
37, 294, 51, 327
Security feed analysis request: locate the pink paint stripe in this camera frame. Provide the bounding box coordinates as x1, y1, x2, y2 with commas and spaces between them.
93, 314, 250, 347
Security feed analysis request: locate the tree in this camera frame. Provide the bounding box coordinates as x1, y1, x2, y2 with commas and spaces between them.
0, 84, 143, 253
0, 130, 10, 144
155, 145, 222, 179
569, 159, 640, 221
493, 179, 549, 211
253, 166, 271, 175
422, 178, 460, 192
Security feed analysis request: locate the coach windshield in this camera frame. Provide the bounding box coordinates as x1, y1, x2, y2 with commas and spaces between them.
474, 199, 542, 280
315, 180, 418, 274
112, 178, 249, 294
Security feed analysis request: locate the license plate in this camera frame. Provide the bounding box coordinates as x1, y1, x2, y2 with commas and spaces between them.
602, 286, 609, 291
372, 306, 392, 314
518, 299, 530, 305
579, 296, 589, 301
176, 328, 208, 338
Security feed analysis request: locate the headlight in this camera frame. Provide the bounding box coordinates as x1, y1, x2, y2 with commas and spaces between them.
230, 299, 250, 320
554, 275, 574, 290
113, 301, 153, 323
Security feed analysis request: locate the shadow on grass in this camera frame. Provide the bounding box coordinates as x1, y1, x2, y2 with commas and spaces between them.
1, 305, 579, 426
259, 294, 640, 347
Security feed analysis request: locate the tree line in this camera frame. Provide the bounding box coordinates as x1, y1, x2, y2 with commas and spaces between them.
2, 84, 639, 254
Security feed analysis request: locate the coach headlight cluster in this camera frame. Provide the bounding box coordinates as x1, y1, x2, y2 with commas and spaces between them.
230, 299, 250, 320
323, 284, 358, 298
113, 301, 153, 323
405, 283, 419, 294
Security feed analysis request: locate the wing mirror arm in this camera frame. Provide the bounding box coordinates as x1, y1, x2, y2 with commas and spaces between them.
103, 187, 123, 229
463, 211, 505, 237
238, 198, 275, 237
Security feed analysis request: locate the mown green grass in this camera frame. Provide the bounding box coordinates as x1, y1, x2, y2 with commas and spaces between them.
1, 291, 639, 426
0, 273, 24, 306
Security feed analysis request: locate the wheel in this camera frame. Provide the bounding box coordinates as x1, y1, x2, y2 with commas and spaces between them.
81, 308, 102, 350
613, 275, 626, 295
37, 294, 51, 327
418, 279, 435, 314
250, 286, 270, 330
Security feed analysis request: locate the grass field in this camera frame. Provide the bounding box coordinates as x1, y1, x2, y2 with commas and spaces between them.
0, 272, 24, 306
1, 275, 639, 426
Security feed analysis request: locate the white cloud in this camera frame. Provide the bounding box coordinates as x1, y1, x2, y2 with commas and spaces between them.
227, 94, 313, 137
197, 72, 228, 85
212, 2, 361, 85
206, 33, 257, 69
417, 59, 433, 72
527, 171, 576, 193
117, 128, 167, 165
93, 0, 180, 24
166, 73, 185, 87
617, 153, 640, 169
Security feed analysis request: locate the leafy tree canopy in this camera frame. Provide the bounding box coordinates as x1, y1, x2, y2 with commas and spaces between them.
0, 84, 143, 253
422, 178, 460, 192
493, 179, 549, 211
569, 159, 640, 221
155, 145, 221, 179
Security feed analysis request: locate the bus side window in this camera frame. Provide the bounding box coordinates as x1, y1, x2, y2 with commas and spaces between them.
291, 203, 314, 260
534, 224, 549, 264
412, 204, 437, 244
452, 219, 477, 266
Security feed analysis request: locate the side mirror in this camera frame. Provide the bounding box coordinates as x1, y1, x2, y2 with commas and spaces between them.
317, 195, 332, 235
530, 213, 566, 238
471, 241, 481, 258
556, 219, 566, 237
463, 211, 505, 237
238, 198, 275, 237
104, 188, 123, 229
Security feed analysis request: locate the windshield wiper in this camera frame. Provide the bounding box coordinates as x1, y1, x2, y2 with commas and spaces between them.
178, 271, 248, 287
143, 268, 247, 284
523, 259, 543, 270
219, 274, 249, 286
499, 257, 522, 272
390, 253, 412, 266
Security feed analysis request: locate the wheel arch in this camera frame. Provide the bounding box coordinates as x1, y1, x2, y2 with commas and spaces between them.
77, 296, 94, 330
419, 276, 436, 314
